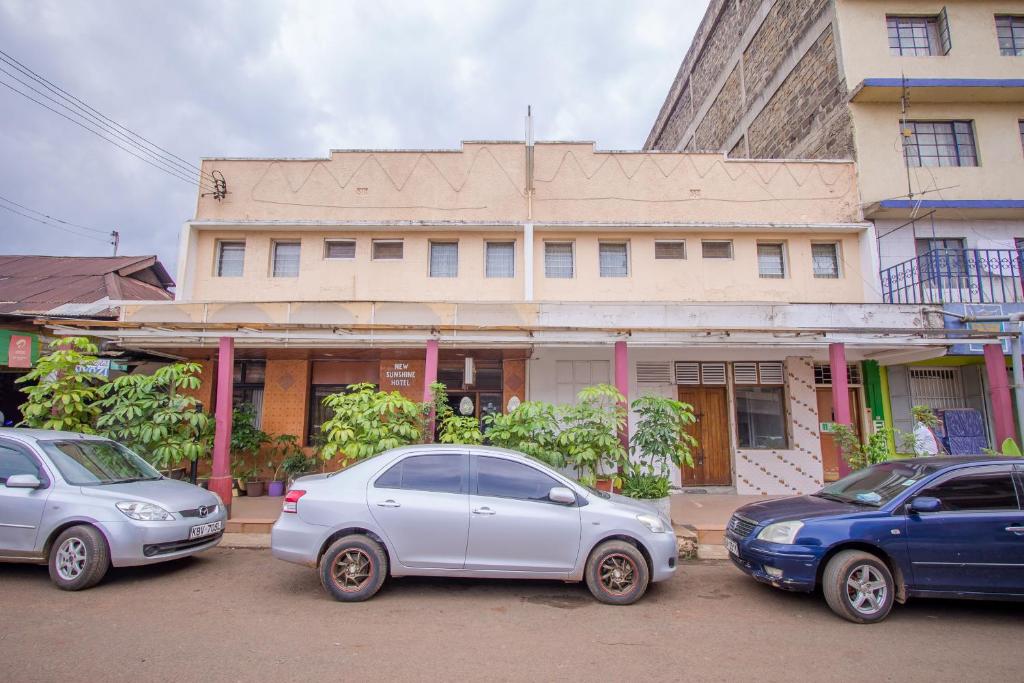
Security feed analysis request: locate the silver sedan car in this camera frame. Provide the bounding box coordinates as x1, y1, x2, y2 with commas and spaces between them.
0, 428, 225, 590
272, 445, 678, 604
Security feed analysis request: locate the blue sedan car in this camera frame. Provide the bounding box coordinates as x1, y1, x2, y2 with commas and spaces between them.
726, 457, 1024, 623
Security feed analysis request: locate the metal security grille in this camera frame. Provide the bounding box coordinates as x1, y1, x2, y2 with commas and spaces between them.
372, 240, 404, 260
814, 363, 862, 386
545, 242, 574, 278
909, 367, 967, 411
636, 362, 672, 384
654, 241, 686, 260
485, 242, 515, 278
812, 243, 840, 278
324, 240, 355, 259
757, 243, 785, 279
272, 242, 301, 277
702, 240, 733, 259
217, 241, 245, 277
599, 243, 628, 277
429, 242, 459, 277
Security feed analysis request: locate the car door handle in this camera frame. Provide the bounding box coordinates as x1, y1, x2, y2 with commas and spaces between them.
472, 507, 496, 516
376, 500, 401, 508
1006, 526, 1024, 534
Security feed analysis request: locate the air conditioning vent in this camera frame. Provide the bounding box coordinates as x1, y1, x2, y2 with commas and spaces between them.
733, 362, 758, 385
674, 362, 700, 385
701, 362, 727, 385
758, 362, 785, 385
636, 362, 672, 384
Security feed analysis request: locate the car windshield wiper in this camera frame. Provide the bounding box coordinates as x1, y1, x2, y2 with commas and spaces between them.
812, 492, 854, 504
98, 476, 160, 485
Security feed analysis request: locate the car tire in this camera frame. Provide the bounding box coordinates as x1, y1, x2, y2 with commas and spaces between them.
48, 525, 110, 591
585, 540, 650, 605
319, 534, 388, 602
822, 550, 895, 624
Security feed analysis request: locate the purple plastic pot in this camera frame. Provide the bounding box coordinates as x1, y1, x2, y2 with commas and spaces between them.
267, 480, 286, 497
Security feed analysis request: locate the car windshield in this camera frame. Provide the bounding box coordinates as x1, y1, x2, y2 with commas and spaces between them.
39, 439, 162, 485
813, 461, 940, 507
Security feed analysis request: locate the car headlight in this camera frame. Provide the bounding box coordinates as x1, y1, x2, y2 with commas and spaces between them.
756, 521, 804, 544
210, 491, 224, 507
636, 513, 668, 534
116, 501, 174, 521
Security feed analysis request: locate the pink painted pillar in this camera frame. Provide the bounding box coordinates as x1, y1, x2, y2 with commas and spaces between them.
829, 343, 852, 477
614, 340, 629, 449
210, 336, 235, 516
423, 339, 440, 441
984, 343, 1015, 448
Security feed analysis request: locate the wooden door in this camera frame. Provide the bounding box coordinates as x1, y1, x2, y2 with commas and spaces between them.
817, 388, 862, 482
677, 387, 731, 486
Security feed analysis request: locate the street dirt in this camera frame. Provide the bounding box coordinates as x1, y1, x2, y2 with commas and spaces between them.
0, 548, 1019, 682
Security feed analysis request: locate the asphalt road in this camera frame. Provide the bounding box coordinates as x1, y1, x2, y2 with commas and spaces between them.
1, 548, 1019, 682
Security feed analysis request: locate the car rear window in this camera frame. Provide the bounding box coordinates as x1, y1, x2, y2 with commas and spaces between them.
475, 456, 560, 502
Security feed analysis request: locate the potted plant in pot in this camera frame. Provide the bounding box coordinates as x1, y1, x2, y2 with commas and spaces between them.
624, 395, 697, 520
241, 462, 265, 497
282, 450, 320, 489
230, 403, 269, 497
266, 433, 304, 497
558, 384, 627, 490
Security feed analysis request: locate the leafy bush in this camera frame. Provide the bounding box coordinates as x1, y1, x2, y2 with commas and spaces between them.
267, 433, 307, 481
557, 384, 627, 486
427, 382, 484, 445
620, 472, 671, 499
17, 337, 104, 433
622, 395, 697, 500
483, 401, 563, 467
319, 383, 423, 465
833, 424, 893, 471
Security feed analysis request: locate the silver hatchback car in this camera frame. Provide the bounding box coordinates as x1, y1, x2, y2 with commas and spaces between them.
272, 445, 678, 604
0, 428, 226, 590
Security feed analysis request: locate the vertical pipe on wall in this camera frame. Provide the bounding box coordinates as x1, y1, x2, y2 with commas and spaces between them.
523, 222, 534, 302
614, 340, 629, 449
210, 336, 235, 516
984, 343, 1015, 449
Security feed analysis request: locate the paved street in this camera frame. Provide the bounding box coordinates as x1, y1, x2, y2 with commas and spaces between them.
1, 549, 1020, 682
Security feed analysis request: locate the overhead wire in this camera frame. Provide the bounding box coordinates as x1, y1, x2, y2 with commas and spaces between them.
0, 202, 111, 243
0, 194, 109, 235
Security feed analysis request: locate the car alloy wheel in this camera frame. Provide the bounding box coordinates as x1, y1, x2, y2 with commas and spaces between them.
331, 548, 373, 593
55, 537, 87, 581
846, 564, 887, 616
598, 553, 638, 596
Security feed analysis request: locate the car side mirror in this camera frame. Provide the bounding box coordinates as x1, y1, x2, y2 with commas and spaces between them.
909, 496, 941, 514
548, 486, 576, 505
5, 474, 42, 489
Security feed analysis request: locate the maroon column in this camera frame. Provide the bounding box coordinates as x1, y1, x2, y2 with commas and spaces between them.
614, 340, 629, 449
984, 343, 1015, 448
829, 343, 852, 477
423, 339, 439, 440
210, 336, 234, 515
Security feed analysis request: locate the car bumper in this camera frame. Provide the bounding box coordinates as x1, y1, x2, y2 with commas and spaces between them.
726, 532, 820, 592
101, 509, 227, 567
648, 531, 679, 583
270, 513, 321, 568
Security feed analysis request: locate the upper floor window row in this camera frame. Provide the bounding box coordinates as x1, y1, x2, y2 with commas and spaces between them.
997, 15, 1024, 56
887, 11, 950, 56
216, 240, 245, 277
902, 120, 977, 168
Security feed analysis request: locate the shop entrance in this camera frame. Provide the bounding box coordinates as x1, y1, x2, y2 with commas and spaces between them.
439, 360, 503, 427
677, 386, 731, 486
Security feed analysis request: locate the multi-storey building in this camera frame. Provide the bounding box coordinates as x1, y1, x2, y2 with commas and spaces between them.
646, 0, 1024, 443
50, 137, 984, 508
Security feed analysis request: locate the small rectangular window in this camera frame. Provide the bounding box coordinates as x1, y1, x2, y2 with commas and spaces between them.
655, 240, 686, 260
812, 243, 840, 279
902, 121, 977, 168
324, 239, 355, 259
736, 386, 788, 449
272, 241, 300, 277
996, 15, 1024, 56
216, 241, 245, 277
887, 14, 945, 56
545, 242, 574, 278
599, 242, 629, 277
702, 240, 733, 259
757, 243, 785, 279
485, 242, 515, 278
372, 240, 404, 260
429, 241, 458, 278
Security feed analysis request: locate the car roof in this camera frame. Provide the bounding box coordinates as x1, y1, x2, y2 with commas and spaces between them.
888, 455, 1021, 469
0, 427, 108, 445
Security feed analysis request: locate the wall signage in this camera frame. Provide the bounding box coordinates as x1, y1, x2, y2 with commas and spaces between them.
8, 335, 33, 368
382, 362, 418, 388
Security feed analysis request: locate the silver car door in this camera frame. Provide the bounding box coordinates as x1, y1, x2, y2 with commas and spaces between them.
367, 451, 469, 569
465, 455, 581, 573
0, 439, 51, 554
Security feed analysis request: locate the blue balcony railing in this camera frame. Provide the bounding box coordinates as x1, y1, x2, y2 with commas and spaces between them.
880, 248, 1024, 304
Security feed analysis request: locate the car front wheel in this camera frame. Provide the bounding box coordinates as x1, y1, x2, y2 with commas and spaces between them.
319, 534, 388, 602
822, 550, 895, 624
48, 525, 110, 591
585, 540, 650, 605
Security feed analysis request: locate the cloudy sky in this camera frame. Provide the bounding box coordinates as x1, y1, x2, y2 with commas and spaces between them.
0, 0, 707, 279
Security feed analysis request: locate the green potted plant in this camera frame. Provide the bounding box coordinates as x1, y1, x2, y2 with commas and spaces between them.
557, 384, 627, 490
624, 395, 697, 519
482, 400, 563, 467
282, 450, 320, 489
266, 434, 303, 496
319, 383, 423, 466
230, 403, 269, 497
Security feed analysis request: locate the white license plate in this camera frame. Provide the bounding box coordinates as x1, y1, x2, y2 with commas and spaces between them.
189, 520, 223, 540
725, 538, 739, 556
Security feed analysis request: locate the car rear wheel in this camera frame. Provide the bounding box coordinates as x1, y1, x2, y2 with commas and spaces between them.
48, 525, 110, 591
822, 550, 895, 624
319, 534, 387, 602
585, 540, 650, 605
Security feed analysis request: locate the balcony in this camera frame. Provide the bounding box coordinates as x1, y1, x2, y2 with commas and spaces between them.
881, 249, 1024, 304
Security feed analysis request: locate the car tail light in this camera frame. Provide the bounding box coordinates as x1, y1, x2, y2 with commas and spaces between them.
283, 489, 306, 513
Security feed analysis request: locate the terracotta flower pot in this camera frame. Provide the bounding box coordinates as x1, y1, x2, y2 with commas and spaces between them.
245, 480, 265, 497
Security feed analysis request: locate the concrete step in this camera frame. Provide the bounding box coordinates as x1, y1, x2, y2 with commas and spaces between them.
221, 532, 270, 549
695, 524, 729, 561
225, 518, 276, 534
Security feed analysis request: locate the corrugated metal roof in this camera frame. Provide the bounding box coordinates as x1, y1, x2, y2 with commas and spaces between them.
0, 255, 174, 319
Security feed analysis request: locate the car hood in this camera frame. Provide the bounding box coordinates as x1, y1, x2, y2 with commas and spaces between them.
603, 492, 660, 516
735, 495, 863, 526
78, 478, 219, 512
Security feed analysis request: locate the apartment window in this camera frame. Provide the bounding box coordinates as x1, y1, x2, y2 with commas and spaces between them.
429, 241, 459, 278
1019, 120, 1024, 153
216, 241, 245, 277
544, 242, 574, 278
654, 240, 686, 260
902, 121, 977, 167
272, 241, 301, 277
324, 239, 356, 259
232, 360, 265, 429
887, 12, 950, 56
485, 241, 515, 278
996, 15, 1024, 56
372, 239, 404, 260
599, 242, 629, 277
812, 243, 840, 279
702, 240, 733, 259
757, 243, 786, 279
